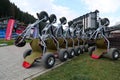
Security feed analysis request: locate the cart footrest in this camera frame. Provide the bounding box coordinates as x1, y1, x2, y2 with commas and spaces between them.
91, 48, 106, 59
23, 52, 42, 68
23, 61, 31, 68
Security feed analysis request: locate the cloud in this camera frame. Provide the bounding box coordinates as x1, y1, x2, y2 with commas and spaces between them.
10, 0, 78, 23
51, 5, 78, 21
81, 0, 120, 26
10, 0, 120, 26
82, 0, 120, 13
108, 16, 120, 26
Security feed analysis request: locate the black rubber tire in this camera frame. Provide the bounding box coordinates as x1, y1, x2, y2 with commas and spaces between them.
58, 49, 68, 62
14, 36, 26, 47
42, 53, 55, 69
23, 49, 32, 59
49, 14, 57, 24
15, 41, 26, 47
101, 18, 110, 26
88, 46, 96, 56
103, 48, 120, 60
60, 17, 67, 25
84, 44, 88, 52
80, 45, 84, 53
37, 11, 49, 22
74, 46, 82, 56
68, 21, 73, 27
68, 48, 75, 58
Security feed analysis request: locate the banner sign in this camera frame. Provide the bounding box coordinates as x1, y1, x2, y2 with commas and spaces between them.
5, 19, 15, 40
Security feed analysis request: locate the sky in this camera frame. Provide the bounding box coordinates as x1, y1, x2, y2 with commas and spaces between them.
9, 0, 120, 26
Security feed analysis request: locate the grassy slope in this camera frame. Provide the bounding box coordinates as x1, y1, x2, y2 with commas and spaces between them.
33, 54, 120, 80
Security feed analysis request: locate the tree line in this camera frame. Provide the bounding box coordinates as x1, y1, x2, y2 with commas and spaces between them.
0, 0, 36, 24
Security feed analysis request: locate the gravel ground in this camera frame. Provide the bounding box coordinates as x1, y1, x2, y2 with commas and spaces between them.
0, 44, 62, 80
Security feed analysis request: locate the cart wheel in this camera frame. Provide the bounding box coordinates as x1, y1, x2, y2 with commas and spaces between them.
88, 46, 96, 56
42, 53, 55, 68
58, 49, 68, 62
80, 45, 84, 53
74, 47, 82, 56
60, 17, 67, 25
37, 11, 49, 22
106, 48, 120, 60
14, 36, 26, 47
49, 14, 57, 24
84, 44, 88, 52
23, 49, 32, 59
16, 41, 26, 47
68, 48, 75, 58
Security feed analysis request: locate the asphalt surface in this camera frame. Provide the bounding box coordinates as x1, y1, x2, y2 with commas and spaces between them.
0, 44, 62, 80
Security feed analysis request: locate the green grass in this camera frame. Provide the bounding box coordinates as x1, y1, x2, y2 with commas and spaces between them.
33, 54, 120, 80
0, 39, 15, 46
0, 39, 31, 47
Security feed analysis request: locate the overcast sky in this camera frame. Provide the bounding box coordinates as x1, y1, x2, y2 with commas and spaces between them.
10, 0, 120, 26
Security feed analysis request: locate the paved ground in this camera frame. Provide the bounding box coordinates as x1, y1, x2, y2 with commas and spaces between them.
0, 44, 62, 80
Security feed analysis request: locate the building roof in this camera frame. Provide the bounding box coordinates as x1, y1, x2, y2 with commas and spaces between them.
111, 30, 120, 33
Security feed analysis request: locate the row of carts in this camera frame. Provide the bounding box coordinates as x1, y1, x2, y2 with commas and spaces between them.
14, 10, 120, 69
